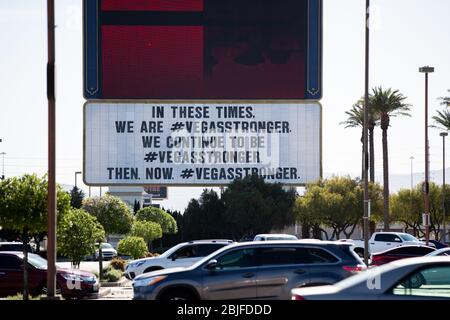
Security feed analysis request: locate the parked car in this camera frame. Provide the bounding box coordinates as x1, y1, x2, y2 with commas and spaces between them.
346, 232, 431, 257
419, 239, 448, 249
125, 240, 233, 279
370, 245, 436, 266
292, 256, 450, 300
0, 242, 33, 253
132, 240, 366, 300
0, 252, 98, 299
426, 247, 450, 257
93, 243, 117, 261
253, 234, 298, 241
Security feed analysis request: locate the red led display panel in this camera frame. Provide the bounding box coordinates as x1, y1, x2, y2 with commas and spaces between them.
102, 0, 204, 12
97, 0, 308, 99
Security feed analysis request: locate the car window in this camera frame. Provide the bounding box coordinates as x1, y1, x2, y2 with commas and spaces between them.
399, 234, 418, 242
392, 266, 450, 298
0, 255, 21, 269
375, 234, 400, 242
438, 251, 450, 256
0, 244, 32, 252
305, 248, 339, 263
216, 249, 257, 270
196, 244, 227, 257
392, 246, 435, 255
27, 254, 48, 269
259, 247, 297, 266
173, 245, 198, 259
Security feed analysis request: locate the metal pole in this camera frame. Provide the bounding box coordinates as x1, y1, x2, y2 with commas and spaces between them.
0, 152, 5, 180
363, 0, 371, 266
410, 157, 414, 190
441, 133, 448, 242
46, 0, 58, 299
89, 186, 91, 198
425, 72, 430, 246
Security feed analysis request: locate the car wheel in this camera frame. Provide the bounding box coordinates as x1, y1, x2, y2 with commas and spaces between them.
160, 289, 197, 301
402, 273, 426, 289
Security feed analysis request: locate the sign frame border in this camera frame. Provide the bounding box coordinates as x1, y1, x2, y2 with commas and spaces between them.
82, 100, 323, 187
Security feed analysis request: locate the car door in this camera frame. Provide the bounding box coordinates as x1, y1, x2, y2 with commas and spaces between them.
201, 248, 258, 300
372, 234, 402, 253
167, 245, 202, 268
256, 246, 309, 300
0, 254, 23, 296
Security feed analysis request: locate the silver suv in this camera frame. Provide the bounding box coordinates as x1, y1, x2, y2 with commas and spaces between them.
133, 240, 366, 300
125, 239, 233, 279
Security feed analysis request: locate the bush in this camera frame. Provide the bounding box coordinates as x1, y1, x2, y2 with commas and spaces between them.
103, 268, 122, 282
117, 236, 148, 259
6, 293, 41, 300
109, 257, 126, 271
146, 252, 160, 258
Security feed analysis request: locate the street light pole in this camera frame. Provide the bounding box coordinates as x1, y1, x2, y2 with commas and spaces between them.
0, 152, 6, 180
74, 171, 82, 188
441, 132, 448, 243
46, 0, 58, 299
363, 0, 371, 266
410, 157, 414, 190
420, 66, 434, 247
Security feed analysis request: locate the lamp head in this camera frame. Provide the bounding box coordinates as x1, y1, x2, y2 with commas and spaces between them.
440, 132, 449, 137
419, 66, 435, 73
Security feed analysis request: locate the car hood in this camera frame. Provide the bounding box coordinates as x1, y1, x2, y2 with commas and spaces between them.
134, 267, 187, 280
98, 248, 117, 253
57, 268, 96, 277
292, 285, 339, 298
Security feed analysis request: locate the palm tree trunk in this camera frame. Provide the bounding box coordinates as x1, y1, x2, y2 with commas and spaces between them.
369, 127, 375, 183
382, 127, 390, 231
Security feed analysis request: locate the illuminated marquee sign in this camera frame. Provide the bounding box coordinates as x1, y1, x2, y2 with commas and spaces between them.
83, 0, 322, 100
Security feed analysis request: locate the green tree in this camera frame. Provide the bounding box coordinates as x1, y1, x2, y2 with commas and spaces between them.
391, 183, 449, 240
82, 195, 134, 238
341, 100, 379, 182
57, 209, 105, 268
0, 174, 71, 300
221, 175, 296, 240
131, 220, 162, 249
370, 87, 411, 231
439, 89, 450, 107
117, 236, 148, 259
182, 190, 227, 241
70, 186, 85, 209
136, 206, 177, 234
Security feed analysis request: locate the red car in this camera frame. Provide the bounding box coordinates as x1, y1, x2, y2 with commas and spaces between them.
370, 245, 436, 266
0, 252, 99, 299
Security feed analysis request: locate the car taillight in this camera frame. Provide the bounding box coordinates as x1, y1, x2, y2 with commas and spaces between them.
292, 294, 305, 301
343, 265, 366, 273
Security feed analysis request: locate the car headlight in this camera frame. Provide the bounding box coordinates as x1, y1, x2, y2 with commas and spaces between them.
129, 261, 146, 269
133, 276, 167, 287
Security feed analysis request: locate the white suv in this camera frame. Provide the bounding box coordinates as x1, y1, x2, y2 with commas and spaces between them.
125, 240, 233, 279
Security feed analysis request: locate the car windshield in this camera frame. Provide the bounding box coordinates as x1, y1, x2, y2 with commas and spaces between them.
399, 234, 418, 242
27, 253, 48, 269
101, 243, 113, 249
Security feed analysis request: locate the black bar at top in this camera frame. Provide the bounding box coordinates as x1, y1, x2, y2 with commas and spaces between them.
101, 11, 293, 27
101, 11, 204, 26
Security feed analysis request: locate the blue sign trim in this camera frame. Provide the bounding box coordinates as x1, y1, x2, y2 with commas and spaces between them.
83, 0, 322, 101
306, 0, 322, 100
84, 0, 100, 99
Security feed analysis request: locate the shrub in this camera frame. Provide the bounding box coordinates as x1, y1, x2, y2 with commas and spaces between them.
6, 293, 41, 300
146, 252, 160, 258
103, 268, 122, 282
109, 257, 126, 271
117, 236, 148, 259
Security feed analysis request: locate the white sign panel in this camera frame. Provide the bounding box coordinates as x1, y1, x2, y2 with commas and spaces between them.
84, 102, 321, 186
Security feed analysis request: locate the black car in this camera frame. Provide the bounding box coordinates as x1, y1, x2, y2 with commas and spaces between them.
0, 242, 33, 253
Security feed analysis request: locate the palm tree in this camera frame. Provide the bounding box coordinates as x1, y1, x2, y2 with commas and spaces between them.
439, 89, 450, 107
370, 87, 411, 231
341, 100, 379, 183
432, 109, 450, 131
341, 102, 364, 179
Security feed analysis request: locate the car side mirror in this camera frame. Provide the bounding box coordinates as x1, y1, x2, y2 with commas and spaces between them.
205, 259, 218, 271
171, 254, 178, 261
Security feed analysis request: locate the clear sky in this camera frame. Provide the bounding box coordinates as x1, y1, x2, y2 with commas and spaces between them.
0, 0, 449, 211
